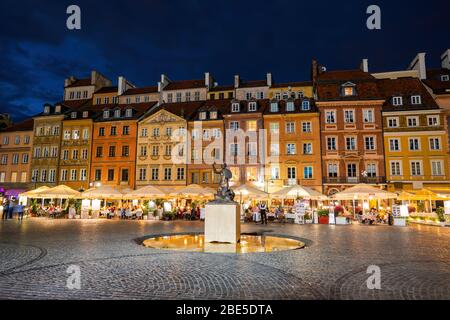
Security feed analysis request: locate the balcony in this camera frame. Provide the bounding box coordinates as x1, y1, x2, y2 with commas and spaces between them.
323, 176, 386, 184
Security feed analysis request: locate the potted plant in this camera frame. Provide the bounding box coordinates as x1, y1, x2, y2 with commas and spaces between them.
304, 212, 313, 224
436, 207, 446, 226
317, 209, 329, 224
334, 205, 349, 225
163, 211, 174, 221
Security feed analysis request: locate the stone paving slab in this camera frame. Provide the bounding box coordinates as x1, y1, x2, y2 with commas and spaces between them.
0, 219, 449, 300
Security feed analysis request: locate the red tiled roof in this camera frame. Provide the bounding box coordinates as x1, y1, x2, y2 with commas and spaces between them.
149, 101, 205, 120
92, 102, 158, 121
66, 78, 92, 88
423, 68, 450, 94
209, 85, 235, 92
56, 99, 91, 110
377, 77, 439, 111
1, 118, 34, 132
271, 81, 312, 88
122, 86, 158, 95
164, 79, 205, 91
95, 86, 118, 94
238, 80, 268, 88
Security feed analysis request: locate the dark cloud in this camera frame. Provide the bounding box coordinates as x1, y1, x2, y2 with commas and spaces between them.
0, 0, 449, 122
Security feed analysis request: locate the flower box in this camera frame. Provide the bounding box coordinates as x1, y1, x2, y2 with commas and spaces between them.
335, 216, 350, 225
319, 216, 329, 224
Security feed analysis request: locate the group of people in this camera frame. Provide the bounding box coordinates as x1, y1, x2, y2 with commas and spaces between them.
174, 205, 203, 220
244, 202, 269, 225
101, 205, 144, 219
1, 199, 25, 221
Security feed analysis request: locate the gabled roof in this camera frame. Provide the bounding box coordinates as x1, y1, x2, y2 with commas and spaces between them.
271, 81, 312, 88
209, 85, 235, 92
94, 86, 118, 94
91, 102, 158, 122
122, 86, 159, 95
192, 99, 231, 121
423, 68, 450, 95
146, 101, 205, 120
238, 80, 268, 88
0, 118, 34, 132
377, 77, 440, 112
164, 79, 206, 91
65, 78, 92, 88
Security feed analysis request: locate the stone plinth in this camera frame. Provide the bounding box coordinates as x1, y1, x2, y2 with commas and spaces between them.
205, 202, 240, 244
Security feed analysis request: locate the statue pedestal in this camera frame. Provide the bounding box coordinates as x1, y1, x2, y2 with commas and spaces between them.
205, 202, 240, 244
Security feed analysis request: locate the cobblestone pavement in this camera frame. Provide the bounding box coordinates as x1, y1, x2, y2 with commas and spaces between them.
0, 219, 449, 300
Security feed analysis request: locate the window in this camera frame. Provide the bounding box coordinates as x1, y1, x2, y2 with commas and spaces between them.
409, 138, 420, 151
247, 120, 257, 131
2, 136, 9, 145
60, 169, 68, 181
212, 128, 221, 139
122, 126, 129, 135
387, 117, 399, 128
121, 169, 129, 182
62, 150, 69, 160
76, 91, 81, 99
44, 106, 50, 114
287, 143, 296, 155
363, 109, 374, 123
164, 168, 172, 180
64, 130, 71, 140
24, 136, 30, 144
135, 96, 141, 103
256, 92, 264, 99
69, 92, 75, 100
410, 161, 422, 176
194, 91, 200, 101
270, 102, 278, 112
390, 161, 402, 176
286, 122, 295, 133
247, 142, 257, 156
270, 143, 279, 156
365, 136, 375, 150
269, 122, 279, 134
411, 95, 421, 105
165, 145, 172, 156
230, 144, 239, 156
343, 86, 355, 96
96, 146, 103, 158
40, 169, 47, 182
297, 91, 304, 99
126, 97, 131, 104
72, 130, 80, 140
177, 168, 185, 180
113, 96, 119, 104
125, 109, 132, 117
202, 129, 210, 140
32, 170, 39, 182
151, 168, 159, 181
441, 75, 450, 81
49, 169, 56, 182
14, 136, 20, 144
199, 112, 207, 120
275, 93, 281, 100
114, 109, 121, 118
429, 137, 441, 150
210, 111, 218, 119
303, 143, 312, 154
12, 154, 19, 164
286, 101, 295, 112
107, 169, 114, 181
347, 163, 357, 177
185, 92, 191, 101
80, 169, 87, 181
139, 168, 147, 181
230, 121, 239, 131
141, 128, 148, 137
20, 172, 27, 183
325, 111, 336, 124
153, 128, 160, 137
248, 102, 257, 112
327, 137, 337, 151
99, 127, 105, 136
231, 103, 240, 112
83, 128, 89, 140
51, 147, 58, 158
302, 122, 312, 133
427, 116, 439, 126
431, 161, 443, 176
301, 100, 310, 111
245, 92, 252, 100
72, 150, 79, 160
328, 163, 338, 177
96, 97, 101, 104
122, 145, 129, 157
82, 149, 88, 160
53, 126, 60, 136
103, 110, 109, 119
287, 167, 296, 179
303, 166, 313, 179
152, 145, 159, 156
110, 126, 117, 136
70, 169, 77, 181
140, 146, 147, 156
346, 137, 356, 150
366, 164, 376, 177
389, 139, 400, 151
392, 96, 403, 106
407, 117, 418, 127
109, 146, 116, 157
22, 153, 29, 164
344, 110, 355, 123
271, 166, 280, 179
71, 112, 77, 119
176, 92, 182, 102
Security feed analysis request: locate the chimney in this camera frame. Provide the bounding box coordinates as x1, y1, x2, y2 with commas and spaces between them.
408, 53, 427, 80
360, 59, 369, 72
234, 75, 240, 89
64, 76, 76, 87
266, 73, 273, 87
91, 70, 98, 85
311, 59, 318, 84
441, 49, 450, 69
158, 74, 170, 92
205, 72, 214, 89
118, 76, 135, 95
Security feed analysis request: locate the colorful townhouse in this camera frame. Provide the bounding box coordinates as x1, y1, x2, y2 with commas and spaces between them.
135, 102, 199, 189
263, 98, 323, 193
378, 77, 450, 195
268, 81, 313, 100
0, 118, 34, 196
234, 74, 271, 100
159, 73, 212, 103
90, 103, 156, 190
315, 69, 386, 196
187, 100, 228, 188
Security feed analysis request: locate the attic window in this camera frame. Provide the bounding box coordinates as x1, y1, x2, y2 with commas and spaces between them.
411, 95, 421, 105
83, 111, 89, 118
248, 102, 257, 112
199, 112, 207, 120
392, 96, 403, 106
301, 100, 310, 111
55, 105, 61, 113
103, 110, 110, 119
125, 109, 132, 117
114, 109, 121, 118
210, 111, 218, 119
231, 103, 240, 112
44, 106, 50, 114
343, 87, 355, 96
71, 112, 77, 119
286, 101, 295, 112
270, 102, 279, 112
441, 75, 449, 81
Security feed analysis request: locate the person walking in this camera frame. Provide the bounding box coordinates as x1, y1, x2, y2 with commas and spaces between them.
8, 200, 14, 219
1, 200, 7, 220
259, 201, 268, 225
16, 203, 24, 222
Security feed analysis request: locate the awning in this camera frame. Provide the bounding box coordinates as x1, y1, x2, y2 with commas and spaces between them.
19, 186, 52, 198
124, 185, 167, 199
82, 185, 131, 199
272, 185, 328, 200
331, 183, 397, 200
234, 184, 269, 199
35, 185, 82, 199
169, 184, 215, 198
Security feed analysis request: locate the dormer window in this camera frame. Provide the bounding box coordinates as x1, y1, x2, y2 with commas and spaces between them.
341, 82, 356, 96
286, 101, 295, 112
231, 103, 240, 112
83, 111, 89, 118
210, 111, 218, 119
411, 95, 421, 105
114, 109, 121, 118
44, 106, 50, 114
441, 75, 449, 81
55, 105, 61, 113
270, 102, 279, 112
199, 112, 207, 120
125, 109, 132, 117
71, 112, 77, 119
248, 102, 257, 112
392, 96, 403, 106
301, 100, 310, 111
103, 110, 110, 119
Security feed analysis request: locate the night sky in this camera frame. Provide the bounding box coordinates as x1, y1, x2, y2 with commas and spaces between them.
0, 0, 449, 121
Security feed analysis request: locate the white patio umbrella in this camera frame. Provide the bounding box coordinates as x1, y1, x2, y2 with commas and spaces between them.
124, 185, 167, 199
19, 186, 51, 198
169, 184, 215, 198
82, 185, 129, 200
35, 185, 82, 199
331, 183, 397, 200
272, 185, 328, 200
234, 184, 269, 200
